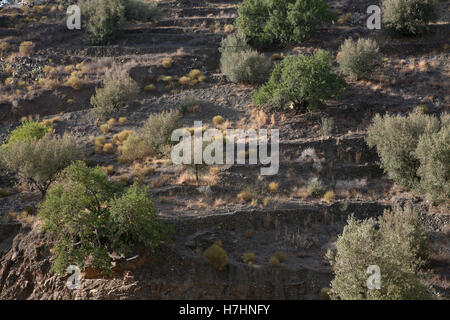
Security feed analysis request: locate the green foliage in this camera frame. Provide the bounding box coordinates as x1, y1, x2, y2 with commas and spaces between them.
80, 0, 160, 44
3, 120, 51, 147
415, 114, 450, 203
120, 109, 182, 161
235, 0, 335, 49
90, 66, 140, 119
122, 0, 160, 22
203, 241, 228, 271
80, 0, 125, 45
382, 0, 438, 35
219, 36, 271, 84
337, 38, 382, 80
366, 113, 441, 191
254, 51, 346, 112
0, 133, 82, 197
39, 161, 172, 275
307, 178, 326, 198
328, 206, 430, 300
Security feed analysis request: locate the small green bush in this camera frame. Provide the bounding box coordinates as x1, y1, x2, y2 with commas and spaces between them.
120, 109, 181, 161
235, 0, 335, 49
80, 0, 159, 44
80, 0, 125, 45
307, 178, 326, 198
366, 113, 441, 191
219, 31, 271, 84
203, 241, 228, 271
90, 66, 139, 119
254, 51, 346, 112
382, 0, 438, 35
39, 161, 172, 275
0, 133, 82, 197
337, 38, 382, 80
327, 206, 430, 300
3, 120, 51, 146
122, 0, 160, 22
220, 49, 271, 85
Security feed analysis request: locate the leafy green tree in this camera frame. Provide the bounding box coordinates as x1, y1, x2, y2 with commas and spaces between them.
253, 50, 346, 112
235, 0, 335, 49
39, 161, 172, 275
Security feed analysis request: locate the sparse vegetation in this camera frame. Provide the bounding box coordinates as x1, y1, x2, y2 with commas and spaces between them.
307, 178, 326, 198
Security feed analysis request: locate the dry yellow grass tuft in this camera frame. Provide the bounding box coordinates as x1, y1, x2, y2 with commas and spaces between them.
144, 84, 156, 92
66, 75, 84, 90
118, 117, 127, 124
95, 136, 106, 147
100, 124, 109, 133
237, 189, 254, 202
19, 41, 34, 56
103, 143, 114, 153
107, 118, 116, 126
161, 57, 173, 69
323, 190, 335, 203
212, 115, 224, 125
242, 252, 255, 265
268, 182, 279, 194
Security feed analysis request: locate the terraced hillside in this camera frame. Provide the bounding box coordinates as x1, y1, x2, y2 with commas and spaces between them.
0, 0, 449, 300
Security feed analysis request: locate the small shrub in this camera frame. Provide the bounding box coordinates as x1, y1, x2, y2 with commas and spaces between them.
268, 182, 279, 194
122, 0, 160, 23
19, 41, 35, 56
103, 143, 114, 153
323, 190, 335, 203
144, 84, 156, 92
0, 188, 11, 197
66, 75, 84, 90
320, 117, 335, 136
307, 178, 326, 198
100, 123, 110, 133
161, 57, 173, 69
212, 115, 224, 125
236, 0, 335, 49
238, 189, 255, 202
0, 42, 10, 56
90, 66, 139, 119
245, 229, 254, 239
414, 105, 428, 114
3, 120, 50, 146
0, 133, 82, 197
274, 251, 286, 262
119, 109, 181, 161
203, 241, 228, 271
242, 252, 256, 264
80, 0, 125, 45
179, 95, 202, 114
327, 206, 430, 300
268, 256, 280, 267
118, 117, 127, 124
39, 161, 172, 275
320, 288, 331, 300
337, 38, 382, 80
95, 135, 106, 147
382, 0, 438, 35
253, 51, 346, 112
